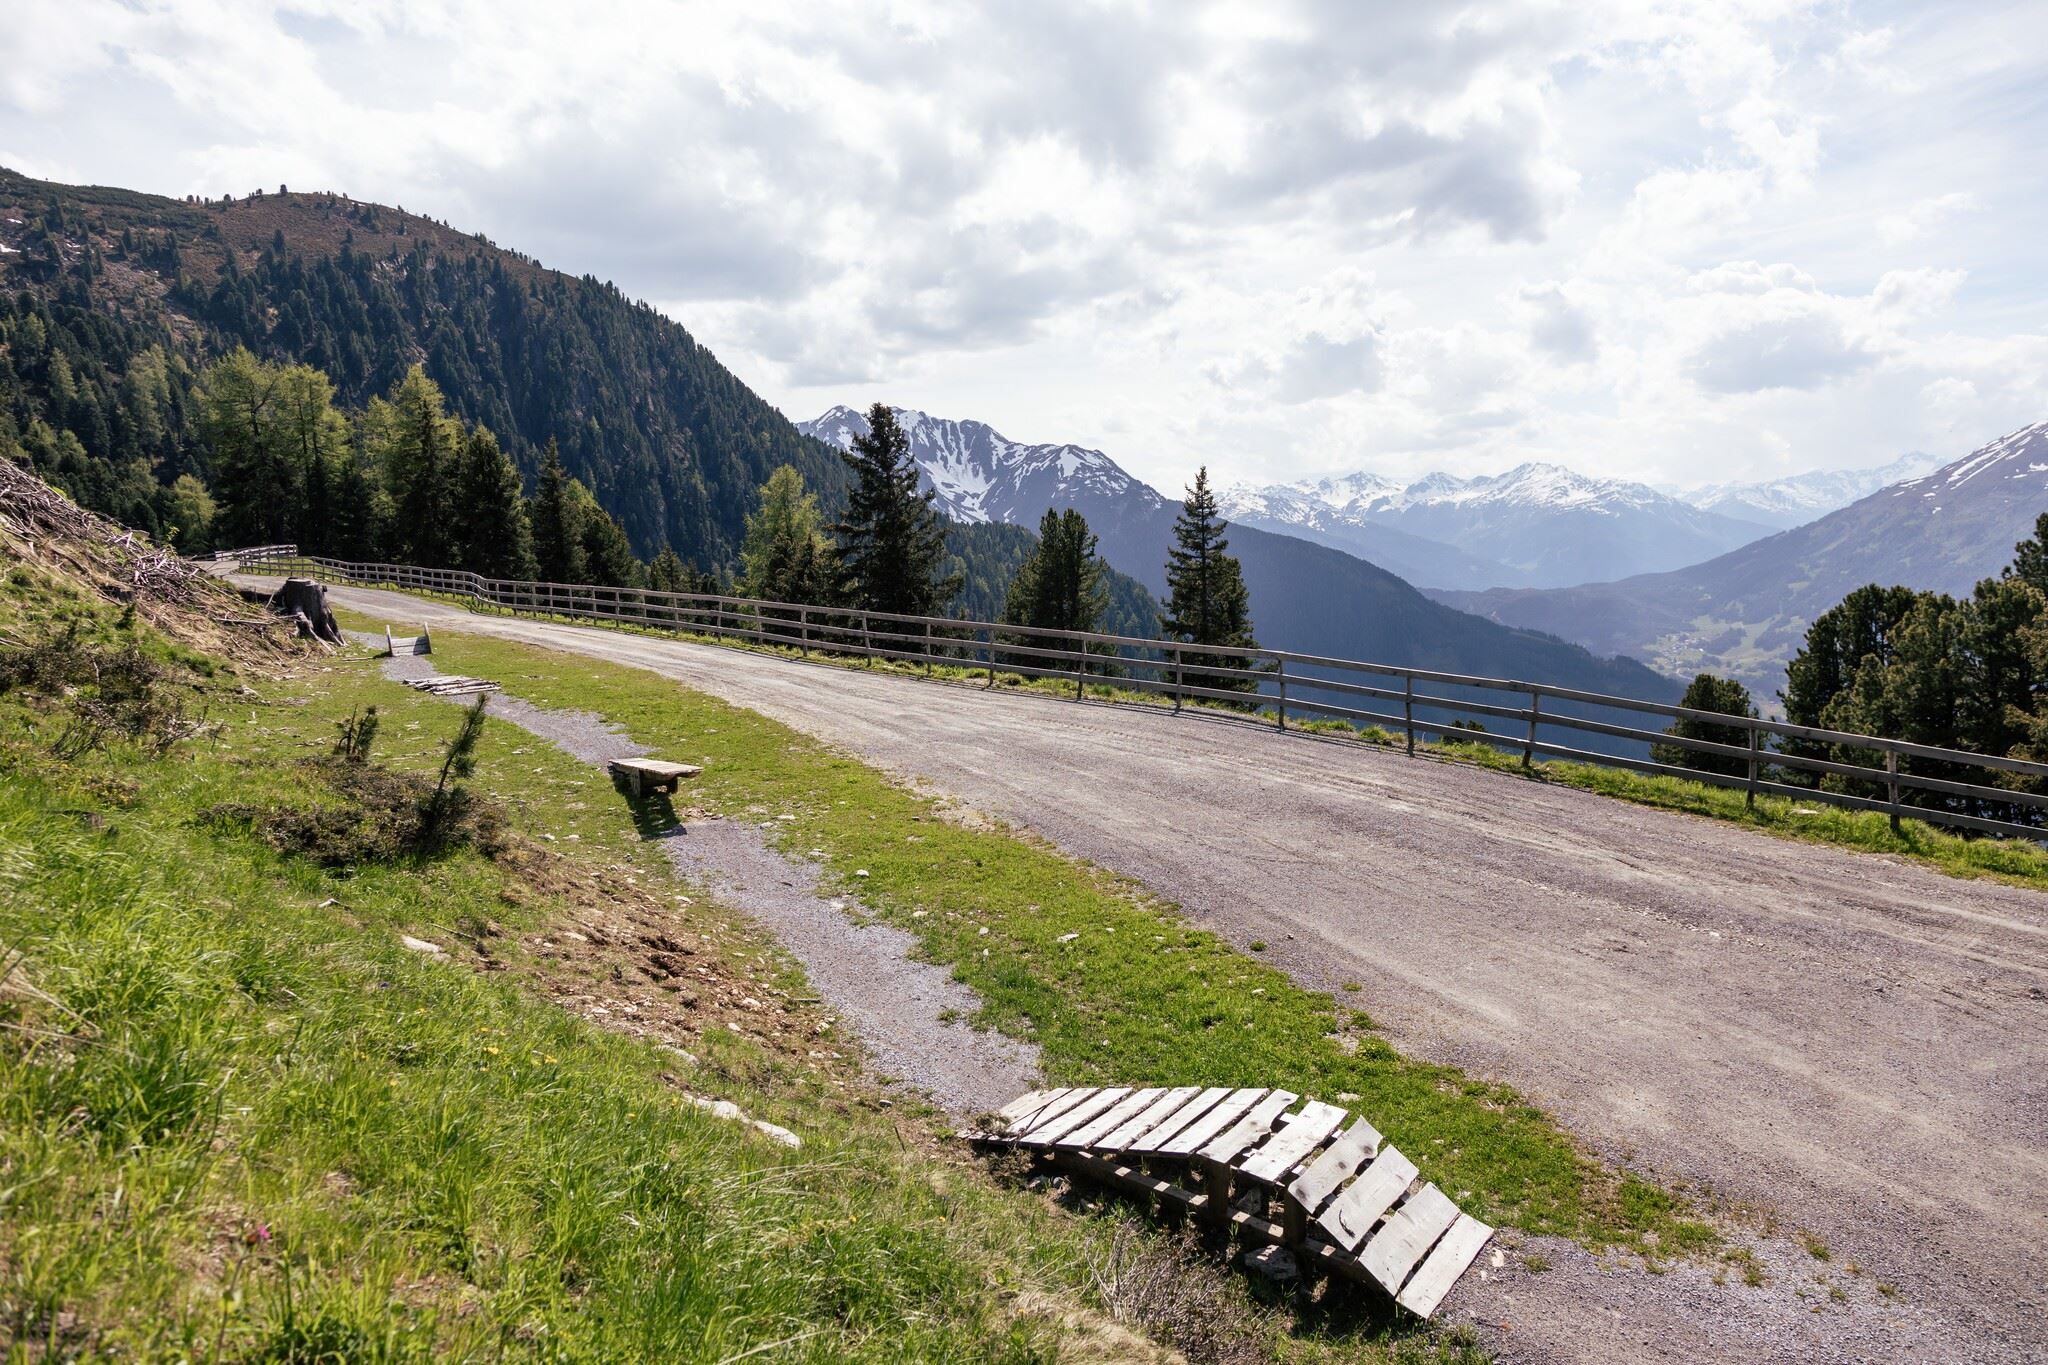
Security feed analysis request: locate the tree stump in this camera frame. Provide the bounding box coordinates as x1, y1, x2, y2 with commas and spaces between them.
267, 577, 342, 645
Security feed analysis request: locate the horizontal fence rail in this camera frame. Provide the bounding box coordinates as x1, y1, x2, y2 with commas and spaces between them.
227, 547, 2048, 841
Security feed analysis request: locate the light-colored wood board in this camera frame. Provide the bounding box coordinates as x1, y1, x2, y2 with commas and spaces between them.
1198, 1090, 1301, 1165
1127, 1086, 1234, 1153
1396, 1213, 1493, 1318
1360, 1183, 1461, 1291
1003, 1086, 1099, 1138
1057, 1088, 1167, 1149
1019, 1087, 1131, 1146
1287, 1115, 1382, 1213
1237, 1099, 1350, 1185
1317, 1147, 1417, 1251
996, 1088, 1067, 1126
1098, 1086, 1203, 1150
1154, 1088, 1267, 1156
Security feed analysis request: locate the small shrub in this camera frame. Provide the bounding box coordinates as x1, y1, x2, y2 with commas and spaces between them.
206, 701, 503, 866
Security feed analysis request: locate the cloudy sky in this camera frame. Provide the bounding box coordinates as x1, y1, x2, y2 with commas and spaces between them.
6, 1, 2046, 494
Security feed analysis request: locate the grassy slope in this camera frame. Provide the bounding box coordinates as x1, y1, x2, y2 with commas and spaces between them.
0, 575, 1489, 1362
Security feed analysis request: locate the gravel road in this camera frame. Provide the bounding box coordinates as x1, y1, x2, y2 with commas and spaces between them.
309, 585, 2047, 1362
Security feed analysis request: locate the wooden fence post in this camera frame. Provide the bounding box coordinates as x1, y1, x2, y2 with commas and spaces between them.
1746, 728, 1760, 810
1524, 691, 1540, 767
1275, 657, 1287, 731
1172, 645, 1184, 714
1404, 675, 1415, 756
984, 626, 996, 687
799, 607, 810, 657
925, 620, 934, 675
1887, 749, 1903, 835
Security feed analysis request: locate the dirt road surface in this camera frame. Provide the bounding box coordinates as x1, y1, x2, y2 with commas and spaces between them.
304, 584, 2048, 1362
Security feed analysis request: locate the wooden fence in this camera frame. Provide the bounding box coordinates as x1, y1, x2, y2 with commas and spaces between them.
229, 548, 2048, 841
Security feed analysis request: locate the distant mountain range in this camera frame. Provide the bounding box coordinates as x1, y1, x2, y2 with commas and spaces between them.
1433, 423, 2048, 700
800, 407, 1680, 706
1674, 453, 1942, 530
1219, 466, 1769, 590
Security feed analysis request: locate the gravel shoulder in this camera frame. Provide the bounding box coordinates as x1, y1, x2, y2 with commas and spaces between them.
319, 586, 2048, 1362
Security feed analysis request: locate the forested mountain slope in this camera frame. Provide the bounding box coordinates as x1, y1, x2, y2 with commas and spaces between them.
0, 168, 845, 568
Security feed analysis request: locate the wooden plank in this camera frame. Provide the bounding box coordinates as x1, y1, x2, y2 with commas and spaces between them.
1057, 1087, 1167, 1149
1396, 1213, 1493, 1318
1154, 1088, 1266, 1157
1097, 1086, 1203, 1150
1001, 1086, 1098, 1139
996, 1087, 1068, 1125
1360, 1183, 1461, 1292
1237, 1099, 1350, 1185
1317, 1146, 1417, 1251
1019, 1087, 1130, 1146
1198, 1090, 1300, 1165
1287, 1116, 1382, 1214
1126, 1086, 1233, 1153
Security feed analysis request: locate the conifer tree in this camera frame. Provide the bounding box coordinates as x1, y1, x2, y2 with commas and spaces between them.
1651, 673, 1757, 776
198, 347, 300, 545
378, 365, 460, 565
571, 481, 643, 587
450, 426, 536, 579
328, 450, 388, 561
831, 403, 961, 615
742, 465, 832, 605
1160, 467, 1256, 692
1004, 508, 1108, 634
528, 439, 586, 583
647, 547, 689, 595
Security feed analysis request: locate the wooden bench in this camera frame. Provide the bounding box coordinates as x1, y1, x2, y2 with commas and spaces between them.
607, 757, 702, 797
384, 624, 432, 657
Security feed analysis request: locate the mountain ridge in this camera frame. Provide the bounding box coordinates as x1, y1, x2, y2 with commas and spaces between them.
1219, 463, 1770, 589
1433, 422, 2048, 698
802, 404, 1681, 703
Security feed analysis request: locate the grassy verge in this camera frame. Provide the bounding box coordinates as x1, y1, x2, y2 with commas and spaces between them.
428, 632, 1717, 1260
1429, 737, 2048, 887
1, 591, 1489, 1361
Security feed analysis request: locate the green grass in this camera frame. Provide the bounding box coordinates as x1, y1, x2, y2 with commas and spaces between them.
0, 592, 1491, 1362
428, 633, 1714, 1255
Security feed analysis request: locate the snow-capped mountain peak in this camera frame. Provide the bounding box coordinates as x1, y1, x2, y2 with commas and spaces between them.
1681, 451, 1944, 529
1219, 460, 1771, 589
796, 405, 1162, 526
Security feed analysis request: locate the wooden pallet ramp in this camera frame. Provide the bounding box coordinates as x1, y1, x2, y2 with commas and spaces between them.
969, 1085, 1491, 1319
401, 675, 501, 697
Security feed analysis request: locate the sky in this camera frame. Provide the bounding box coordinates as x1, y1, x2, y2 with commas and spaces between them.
5, 0, 2047, 496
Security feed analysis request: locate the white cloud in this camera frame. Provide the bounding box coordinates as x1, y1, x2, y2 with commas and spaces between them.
1, 0, 2045, 491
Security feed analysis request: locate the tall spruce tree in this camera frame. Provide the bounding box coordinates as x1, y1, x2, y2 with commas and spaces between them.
1005, 508, 1108, 633
451, 427, 536, 579
377, 365, 460, 566
831, 403, 961, 615
1160, 467, 1257, 692
528, 439, 587, 583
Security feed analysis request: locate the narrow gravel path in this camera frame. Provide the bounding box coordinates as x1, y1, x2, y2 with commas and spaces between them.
379, 651, 1040, 1116
309, 585, 2048, 1364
